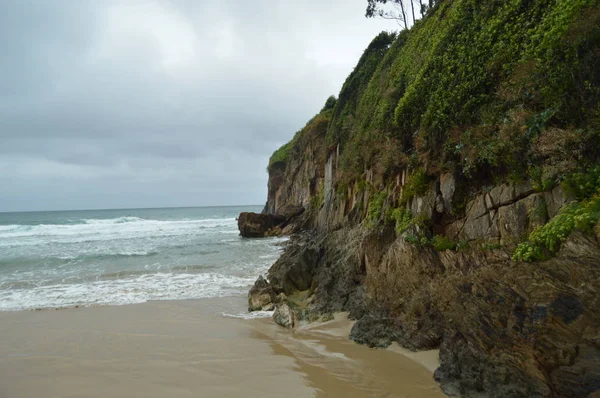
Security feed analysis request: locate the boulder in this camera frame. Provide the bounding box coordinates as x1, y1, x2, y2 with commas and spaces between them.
273, 301, 297, 328
248, 275, 276, 311
350, 314, 404, 348
237, 212, 285, 238
267, 233, 319, 294
237, 206, 304, 238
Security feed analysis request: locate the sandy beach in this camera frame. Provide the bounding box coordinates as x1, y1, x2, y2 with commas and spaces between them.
0, 297, 444, 398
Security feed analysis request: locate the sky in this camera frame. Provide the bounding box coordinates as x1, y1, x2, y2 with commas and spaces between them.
0, 0, 396, 212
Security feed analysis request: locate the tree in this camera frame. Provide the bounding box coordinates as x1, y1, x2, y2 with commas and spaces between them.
366, 0, 440, 29
366, 0, 408, 30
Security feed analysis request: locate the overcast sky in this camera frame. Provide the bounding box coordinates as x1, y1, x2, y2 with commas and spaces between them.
0, 0, 395, 212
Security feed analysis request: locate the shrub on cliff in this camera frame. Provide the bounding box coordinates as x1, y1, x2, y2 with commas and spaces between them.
390, 207, 412, 234
513, 194, 600, 262
367, 191, 387, 227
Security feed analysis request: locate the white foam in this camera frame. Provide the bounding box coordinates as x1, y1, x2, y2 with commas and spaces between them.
222, 310, 275, 319
0, 217, 237, 247
0, 272, 260, 311
0, 225, 20, 232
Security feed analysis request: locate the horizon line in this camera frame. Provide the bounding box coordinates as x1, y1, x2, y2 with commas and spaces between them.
0, 204, 264, 215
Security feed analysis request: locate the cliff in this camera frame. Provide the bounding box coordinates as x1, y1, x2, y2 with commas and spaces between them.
249, 0, 600, 396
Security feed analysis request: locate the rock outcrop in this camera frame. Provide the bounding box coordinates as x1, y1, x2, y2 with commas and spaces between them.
237, 212, 284, 237
248, 275, 276, 311
237, 206, 304, 238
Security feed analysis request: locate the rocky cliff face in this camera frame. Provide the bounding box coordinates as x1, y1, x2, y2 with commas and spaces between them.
258, 156, 600, 397
247, 1, 600, 396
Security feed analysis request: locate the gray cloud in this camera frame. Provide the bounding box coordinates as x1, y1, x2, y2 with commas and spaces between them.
0, 0, 395, 211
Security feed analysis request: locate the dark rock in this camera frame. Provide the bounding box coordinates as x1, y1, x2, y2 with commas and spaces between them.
550, 294, 584, 324
237, 212, 285, 238
238, 206, 304, 238
248, 275, 276, 311
267, 233, 321, 294
350, 314, 403, 348
551, 344, 600, 398
435, 332, 550, 398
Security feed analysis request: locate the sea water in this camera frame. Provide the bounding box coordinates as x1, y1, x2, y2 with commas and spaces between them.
0, 206, 285, 311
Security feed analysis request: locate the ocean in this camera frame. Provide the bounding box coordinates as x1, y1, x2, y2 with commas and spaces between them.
0, 206, 285, 312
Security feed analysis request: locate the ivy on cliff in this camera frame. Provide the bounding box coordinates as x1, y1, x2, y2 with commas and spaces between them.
326, 0, 600, 183
514, 166, 600, 262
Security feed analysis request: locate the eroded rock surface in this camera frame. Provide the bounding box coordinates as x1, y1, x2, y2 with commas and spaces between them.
248, 275, 276, 311
273, 301, 297, 328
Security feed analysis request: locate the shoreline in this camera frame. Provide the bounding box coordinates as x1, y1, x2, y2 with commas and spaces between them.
0, 296, 444, 397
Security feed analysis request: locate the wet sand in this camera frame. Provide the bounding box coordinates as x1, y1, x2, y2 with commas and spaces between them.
0, 298, 444, 397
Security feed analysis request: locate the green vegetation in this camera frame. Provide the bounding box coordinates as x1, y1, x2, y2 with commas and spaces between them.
404, 233, 461, 252
388, 205, 433, 235
268, 137, 296, 171
529, 166, 556, 192
405, 233, 421, 245
367, 191, 387, 227
456, 240, 470, 251
514, 166, 600, 261
327, 0, 600, 185
513, 194, 600, 261
389, 207, 412, 234
480, 242, 503, 251
310, 190, 325, 211
321, 96, 337, 112
562, 166, 600, 200
431, 235, 457, 251
400, 169, 429, 204
533, 197, 549, 223
267, 0, 600, 234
